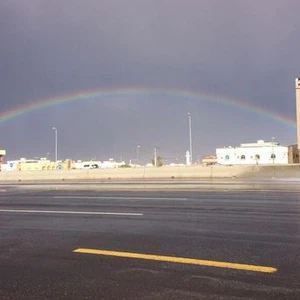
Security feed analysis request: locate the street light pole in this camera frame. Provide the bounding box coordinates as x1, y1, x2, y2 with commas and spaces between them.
52, 127, 58, 162
272, 136, 275, 179
136, 145, 140, 164
154, 147, 157, 167
188, 113, 193, 165
272, 136, 275, 164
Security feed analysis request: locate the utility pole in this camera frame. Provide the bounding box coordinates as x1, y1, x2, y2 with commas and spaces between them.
272, 136, 275, 178
271, 137, 275, 164
136, 145, 140, 164
52, 127, 58, 162
188, 113, 193, 165
154, 147, 157, 167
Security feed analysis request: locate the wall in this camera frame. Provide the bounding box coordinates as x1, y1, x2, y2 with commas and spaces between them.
0, 164, 296, 182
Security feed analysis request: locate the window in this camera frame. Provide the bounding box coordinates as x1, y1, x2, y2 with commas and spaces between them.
255, 154, 260, 160
225, 155, 230, 160
271, 154, 276, 159
241, 155, 246, 160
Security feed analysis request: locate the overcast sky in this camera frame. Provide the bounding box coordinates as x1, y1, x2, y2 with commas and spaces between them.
0, 0, 299, 163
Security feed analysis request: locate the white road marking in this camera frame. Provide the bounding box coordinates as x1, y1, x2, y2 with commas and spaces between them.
53, 196, 188, 201
0, 209, 143, 216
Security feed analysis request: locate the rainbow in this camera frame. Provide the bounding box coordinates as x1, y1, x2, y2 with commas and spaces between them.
0, 87, 296, 128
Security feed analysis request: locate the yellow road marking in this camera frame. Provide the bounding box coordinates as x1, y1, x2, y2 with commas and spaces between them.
73, 248, 277, 273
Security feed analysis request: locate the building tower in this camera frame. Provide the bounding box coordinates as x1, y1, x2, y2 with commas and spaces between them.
296, 78, 300, 149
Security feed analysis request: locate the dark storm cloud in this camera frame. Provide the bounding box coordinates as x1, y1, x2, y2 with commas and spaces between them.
0, 0, 299, 160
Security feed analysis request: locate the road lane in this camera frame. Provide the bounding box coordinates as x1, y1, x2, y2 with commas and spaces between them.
0, 209, 143, 216
0, 189, 299, 299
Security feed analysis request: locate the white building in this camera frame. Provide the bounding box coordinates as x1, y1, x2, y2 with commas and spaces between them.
216, 140, 288, 165
75, 159, 126, 169
186, 150, 191, 166
1, 160, 20, 171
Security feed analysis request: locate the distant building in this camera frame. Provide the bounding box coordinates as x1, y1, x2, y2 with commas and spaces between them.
75, 159, 125, 169
101, 159, 125, 169
185, 151, 191, 165
288, 144, 300, 164
1, 158, 74, 171
0, 149, 6, 171
216, 140, 288, 165
202, 155, 217, 166
1, 160, 20, 172
75, 160, 102, 169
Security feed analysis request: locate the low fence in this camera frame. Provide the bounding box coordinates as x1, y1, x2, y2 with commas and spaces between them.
0, 165, 273, 182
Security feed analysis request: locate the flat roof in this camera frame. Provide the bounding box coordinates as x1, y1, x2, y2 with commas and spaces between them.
240, 142, 279, 148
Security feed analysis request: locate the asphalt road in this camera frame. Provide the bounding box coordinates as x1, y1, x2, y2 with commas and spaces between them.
0, 187, 299, 299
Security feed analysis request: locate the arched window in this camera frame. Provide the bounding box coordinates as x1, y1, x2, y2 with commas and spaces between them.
241, 155, 246, 160
225, 155, 230, 160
